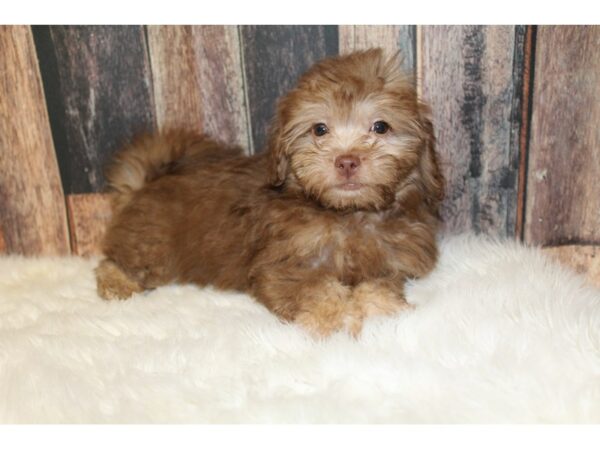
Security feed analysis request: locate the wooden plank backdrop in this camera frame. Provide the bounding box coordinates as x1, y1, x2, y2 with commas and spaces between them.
31, 25, 156, 255
339, 25, 415, 75
525, 26, 600, 247
66, 193, 112, 257
543, 245, 600, 289
1, 25, 598, 286
0, 26, 70, 255
420, 25, 526, 238
147, 25, 250, 150
32, 25, 155, 194
514, 25, 535, 241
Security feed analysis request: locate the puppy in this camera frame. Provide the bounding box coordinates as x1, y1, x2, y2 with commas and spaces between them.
96, 48, 444, 337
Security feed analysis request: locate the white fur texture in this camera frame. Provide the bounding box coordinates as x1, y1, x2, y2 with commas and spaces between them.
1, 235, 599, 423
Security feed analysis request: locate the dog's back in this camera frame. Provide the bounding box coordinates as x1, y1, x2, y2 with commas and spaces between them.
98, 130, 267, 297
105, 130, 242, 215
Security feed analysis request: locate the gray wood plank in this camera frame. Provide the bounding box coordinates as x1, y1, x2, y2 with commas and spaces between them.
32, 25, 155, 194
339, 25, 415, 75
421, 25, 526, 237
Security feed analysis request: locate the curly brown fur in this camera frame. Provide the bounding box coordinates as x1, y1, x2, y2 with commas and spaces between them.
97, 48, 444, 338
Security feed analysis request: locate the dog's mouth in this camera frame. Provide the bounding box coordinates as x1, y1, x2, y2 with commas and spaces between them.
334, 182, 363, 191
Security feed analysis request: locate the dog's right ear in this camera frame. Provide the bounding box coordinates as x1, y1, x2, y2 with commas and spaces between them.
266, 119, 289, 187
417, 102, 445, 209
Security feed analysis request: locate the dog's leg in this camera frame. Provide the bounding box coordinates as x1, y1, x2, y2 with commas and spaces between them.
251, 272, 363, 338
95, 259, 145, 300
351, 278, 413, 320
293, 277, 364, 338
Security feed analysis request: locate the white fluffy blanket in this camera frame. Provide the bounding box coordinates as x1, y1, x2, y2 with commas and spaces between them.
1, 235, 599, 423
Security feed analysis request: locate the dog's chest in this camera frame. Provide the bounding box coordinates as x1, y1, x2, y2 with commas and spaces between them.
295, 214, 397, 283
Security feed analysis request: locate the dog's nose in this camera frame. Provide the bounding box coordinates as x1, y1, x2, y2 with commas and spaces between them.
334, 154, 361, 178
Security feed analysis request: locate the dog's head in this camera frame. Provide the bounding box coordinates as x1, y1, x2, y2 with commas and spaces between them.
267, 48, 443, 212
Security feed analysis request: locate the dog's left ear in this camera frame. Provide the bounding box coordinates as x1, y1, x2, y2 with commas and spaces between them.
266, 116, 289, 187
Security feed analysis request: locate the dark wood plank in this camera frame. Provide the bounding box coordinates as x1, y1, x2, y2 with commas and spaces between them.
515, 25, 536, 241
420, 26, 526, 238
32, 25, 155, 194
66, 193, 112, 256
543, 245, 600, 289
147, 25, 250, 150
525, 26, 600, 246
240, 25, 338, 153
0, 26, 70, 255
339, 25, 415, 75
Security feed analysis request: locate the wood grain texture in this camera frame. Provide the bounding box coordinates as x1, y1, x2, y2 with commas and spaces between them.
338, 25, 415, 75
515, 25, 536, 241
0, 26, 70, 255
32, 25, 155, 194
147, 26, 250, 150
240, 25, 338, 153
525, 26, 600, 246
543, 245, 600, 289
420, 26, 526, 237
66, 193, 112, 256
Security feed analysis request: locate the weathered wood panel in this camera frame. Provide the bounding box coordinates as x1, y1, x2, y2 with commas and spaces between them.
339, 25, 415, 75
66, 193, 112, 256
420, 26, 526, 237
240, 25, 338, 153
515, 25, 536, 240
525, 26, 600, 246
543, 245, 600, 289
0, 26, 70, 255
32, 25, 155, 194
147, 25, 250, 150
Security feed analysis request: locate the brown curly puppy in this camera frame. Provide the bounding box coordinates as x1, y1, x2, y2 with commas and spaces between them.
96, 48, 444, 337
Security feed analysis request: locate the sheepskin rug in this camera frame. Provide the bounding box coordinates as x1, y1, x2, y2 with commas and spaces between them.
1, 234, 599, 423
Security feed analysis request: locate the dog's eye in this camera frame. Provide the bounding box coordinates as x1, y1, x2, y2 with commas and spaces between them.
372, 121, 390, 134
312, 123, 329, 137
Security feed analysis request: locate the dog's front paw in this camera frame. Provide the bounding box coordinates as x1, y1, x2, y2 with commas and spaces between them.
95, 259, 144, 300
294, 279, 363, 338
295, 307, 363, 339
351, 281, 413, 319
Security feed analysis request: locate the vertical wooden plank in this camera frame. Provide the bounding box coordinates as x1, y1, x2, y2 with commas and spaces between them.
338, 25, 416, 75
147, 25, 250, 151
240, 25, 339, 153
420, 26, 526, 238
32, 25, 155, 256
525, 26, 600, 246
32, 25, 155, 195
542, 245, 600, 289
147, 26, 202, 133
515, 25, 536, 240
66, 194, 112, 256
0, 26, 70, 255
338, 25, 355, 56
